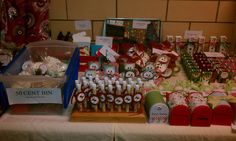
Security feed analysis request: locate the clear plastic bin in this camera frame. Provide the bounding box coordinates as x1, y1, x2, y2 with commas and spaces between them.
0, 40, 80, 114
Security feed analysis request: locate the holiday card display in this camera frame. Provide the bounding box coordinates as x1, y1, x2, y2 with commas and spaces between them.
103, 18, 161, 44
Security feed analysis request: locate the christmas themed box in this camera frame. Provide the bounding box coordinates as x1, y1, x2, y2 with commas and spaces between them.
189, 92, 213, 126
145, 91, 169, 124
167, 91, 191, 126
0, 40, 80, 114
209, 91, 233, 126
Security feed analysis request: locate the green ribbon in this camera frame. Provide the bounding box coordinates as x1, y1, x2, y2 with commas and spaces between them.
208, 95, 236, 108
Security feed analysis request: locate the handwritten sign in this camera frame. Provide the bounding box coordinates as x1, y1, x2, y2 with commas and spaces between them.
132, 20, 150, 29
184, 30, 203, 39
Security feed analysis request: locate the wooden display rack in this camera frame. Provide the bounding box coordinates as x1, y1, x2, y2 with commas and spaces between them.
70, 105, 146, 123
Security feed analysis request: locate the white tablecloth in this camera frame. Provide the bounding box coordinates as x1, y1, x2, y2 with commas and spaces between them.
115, 123, 236, 141
0, 110, 235, 141
0, 107, 114, 141
1, 70, 236, 141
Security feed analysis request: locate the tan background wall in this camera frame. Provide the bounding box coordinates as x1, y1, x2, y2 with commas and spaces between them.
49, 0, 236, 42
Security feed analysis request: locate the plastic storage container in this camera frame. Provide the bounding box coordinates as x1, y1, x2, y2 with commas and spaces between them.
0, 40, 80, 114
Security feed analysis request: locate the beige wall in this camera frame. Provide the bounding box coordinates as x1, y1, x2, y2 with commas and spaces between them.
49, 0, 236, 42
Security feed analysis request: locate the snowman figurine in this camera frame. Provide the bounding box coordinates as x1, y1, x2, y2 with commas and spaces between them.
88, 61, 100, 71
103, 64, 117, 78
123, 63, 138, 79
141, 62, 157, 81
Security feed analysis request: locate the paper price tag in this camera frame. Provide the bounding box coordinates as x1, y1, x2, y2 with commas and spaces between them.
95, 36, 113, 48
152, 48, 178, 57
99, 46, 120, 62
75, 20, 92, 30
204, 52, 225, 58
132, 20, 150, 29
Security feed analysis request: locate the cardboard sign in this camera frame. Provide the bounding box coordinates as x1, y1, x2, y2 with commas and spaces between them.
7, 88, 62, 105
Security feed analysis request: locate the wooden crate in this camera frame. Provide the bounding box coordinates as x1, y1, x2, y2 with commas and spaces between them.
70, 105, 146, 123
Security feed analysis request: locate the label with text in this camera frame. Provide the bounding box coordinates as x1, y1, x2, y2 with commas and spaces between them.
7, 88, 62, 105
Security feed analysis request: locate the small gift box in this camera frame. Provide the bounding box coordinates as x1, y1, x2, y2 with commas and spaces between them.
208, 91, 234, 126
167, 91, 190, 126
188, 92, 213, 126
145, 91, 169, 123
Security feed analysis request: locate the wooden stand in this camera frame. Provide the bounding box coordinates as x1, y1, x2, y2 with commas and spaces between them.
70, 105, 146, 123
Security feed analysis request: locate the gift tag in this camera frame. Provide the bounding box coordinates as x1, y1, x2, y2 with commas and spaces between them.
115, 96, 124, 105
90, 95, 99, 105
133, 93, 142, 102
99, 94, 106, 102
204, 52, 225, 58
187, 44, 194, 55
124, 95, 132, 104
99, 45, 120, 62
107, 94, 115, 103
76, 92, 86, 103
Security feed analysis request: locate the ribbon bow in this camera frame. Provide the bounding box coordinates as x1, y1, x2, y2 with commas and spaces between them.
208, 95, 236, 108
